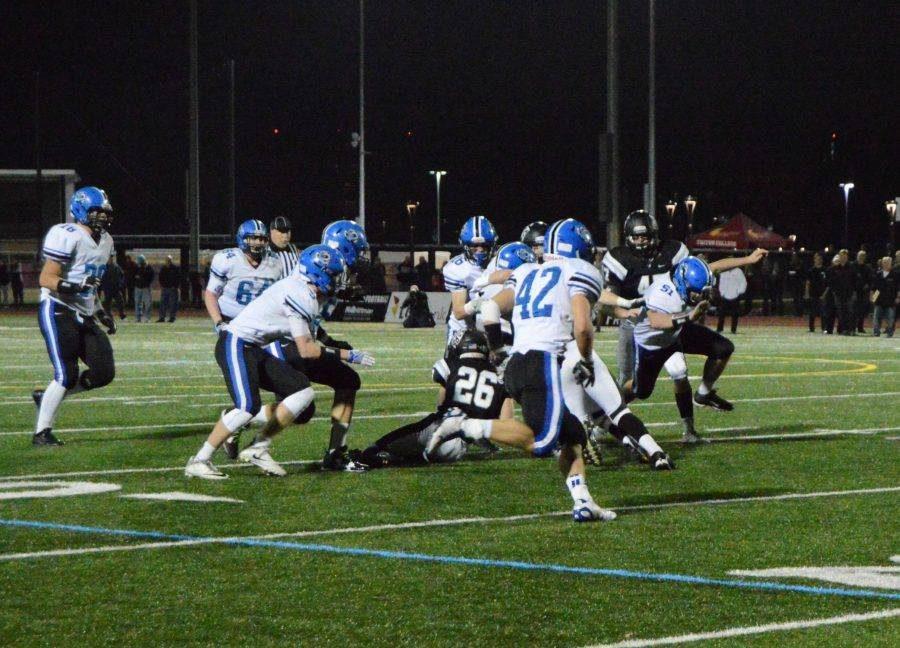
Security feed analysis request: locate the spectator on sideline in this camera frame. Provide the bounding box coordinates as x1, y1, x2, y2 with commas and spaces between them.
805, 252, 827, 333
788, 252, 805, 316
100, 254, 126, 319
10, 261, 24, 306
872, 256, 898, 338
0, 260, 9, 306
397, 255, 414, 290
831, 250, 856, 335
133, 255, 155, 322
400, 285, 435, 328
157, 255, 180, 322
853, 249, 874, 334
716, 266, 747, 334
123, 254, 137, 307
416, 256, 431, 291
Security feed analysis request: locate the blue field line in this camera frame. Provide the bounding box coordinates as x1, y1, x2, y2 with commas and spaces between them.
1, 517, 899, 602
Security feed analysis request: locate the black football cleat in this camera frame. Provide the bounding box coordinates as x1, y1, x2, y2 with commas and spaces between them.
649, 451, 675, 470
32, 389, 44, 408
322, 446, 369, 472
222, 434, 241, 460
693, 389, 734, 411
33, 428, 63, 446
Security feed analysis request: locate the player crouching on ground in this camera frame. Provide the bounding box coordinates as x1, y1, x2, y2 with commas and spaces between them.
33, 186, 118, 446
186, 245, 374, 480
352, 330, 504, 467
622, 252, 766, 427
429, 219, 625, 523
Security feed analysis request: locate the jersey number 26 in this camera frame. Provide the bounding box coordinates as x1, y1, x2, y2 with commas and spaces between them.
453, 366, 499, 409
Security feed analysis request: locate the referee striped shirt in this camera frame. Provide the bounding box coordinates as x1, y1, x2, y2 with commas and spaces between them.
271, 242, 300, 277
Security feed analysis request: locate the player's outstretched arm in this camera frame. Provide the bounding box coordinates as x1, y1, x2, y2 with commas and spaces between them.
473, 269, 512, 290
708, 248, 767, 274
571, 294, 594, 359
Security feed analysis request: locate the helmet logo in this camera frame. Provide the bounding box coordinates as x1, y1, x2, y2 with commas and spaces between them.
515, 248, 531, 262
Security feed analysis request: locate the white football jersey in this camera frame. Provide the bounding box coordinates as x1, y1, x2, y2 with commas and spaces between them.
225, 274, 320, 346
508, 257, 603, 355
40, 223, 115, 316
633, 275, 687, 350
472, 256, 512, 336
207, 248, 284, 320
442, 253, 484, 342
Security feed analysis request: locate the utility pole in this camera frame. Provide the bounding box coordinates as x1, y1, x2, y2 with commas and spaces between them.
646, 0, 656, 218
188, 0, 200, 271
357, 0, 366, 230
34, 71, 43, 240
228, 58, 236, 235
601, 0, 621, 247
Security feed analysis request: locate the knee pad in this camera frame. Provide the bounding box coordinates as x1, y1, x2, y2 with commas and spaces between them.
222, 408, 254, 433
664, 353, 688, 381
293, 400, 316, 425
281, 387, 315, 418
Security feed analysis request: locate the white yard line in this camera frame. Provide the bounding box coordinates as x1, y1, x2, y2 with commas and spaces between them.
582, 607, 900, 647
0, 411, 433, 438
0, 485, 896, 562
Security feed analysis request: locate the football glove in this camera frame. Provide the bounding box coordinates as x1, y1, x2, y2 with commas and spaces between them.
57, 275, 101, 294
573, 358, 595, 387
96, 310, 117, 335
214, 320, 227, 334
347, 350, 375, 366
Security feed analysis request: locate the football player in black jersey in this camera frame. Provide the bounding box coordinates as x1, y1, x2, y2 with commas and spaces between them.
520, 221, 548, 263
601, 211, 704, 441
352, 330, 506, 466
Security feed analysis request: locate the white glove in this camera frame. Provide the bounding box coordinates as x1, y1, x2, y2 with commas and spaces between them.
616, 296, 645, 309
463, 297, 484, 316
472, 274, 490, 291
348, 350, 375, 366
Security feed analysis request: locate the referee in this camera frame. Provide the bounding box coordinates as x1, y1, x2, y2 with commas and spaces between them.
269, 216, 300, 276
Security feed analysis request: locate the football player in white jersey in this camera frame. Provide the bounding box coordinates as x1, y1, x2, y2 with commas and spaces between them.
429, 219, 628, 522
432, 216, 497, 405
186, 245, 375, 479
244, 223, 373, 472
624, 252, 766, 439
204, 219, 284, 333
32, 186, 118, 446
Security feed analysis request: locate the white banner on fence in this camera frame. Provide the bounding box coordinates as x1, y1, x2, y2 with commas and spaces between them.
384, 292, 452, 324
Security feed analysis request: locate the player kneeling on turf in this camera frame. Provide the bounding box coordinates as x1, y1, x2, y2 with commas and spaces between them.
186, 245, 374, 480
353, 330, 504, 467
428, 219, 620, 523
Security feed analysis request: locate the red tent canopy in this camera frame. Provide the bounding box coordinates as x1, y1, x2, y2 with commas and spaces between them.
686, 213, 789, 250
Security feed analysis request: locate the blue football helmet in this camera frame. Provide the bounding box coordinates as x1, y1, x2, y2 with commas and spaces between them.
459, 215, 498, 268
322, 220, 369, 269
672, 256, 714, 304
296, 244, 347, 294
545, 218, 595, 261
70, 186, 113, 233
495, 242, 537, 270
236, 219, 269, 260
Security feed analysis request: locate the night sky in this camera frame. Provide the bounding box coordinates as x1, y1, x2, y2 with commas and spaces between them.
1, 1, 897, 250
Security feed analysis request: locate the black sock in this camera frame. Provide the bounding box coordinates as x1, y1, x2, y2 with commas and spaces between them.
675, 390, 694, 420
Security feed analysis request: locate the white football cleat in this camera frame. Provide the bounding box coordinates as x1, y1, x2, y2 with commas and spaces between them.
185, 457, 228, 480
572, 499, 617, 523
238, 445, 287, 477
423, 410, 466, 460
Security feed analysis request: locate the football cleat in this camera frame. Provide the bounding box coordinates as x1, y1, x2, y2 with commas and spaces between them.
682, 430, 710, 444
583, 432, 603, 467
693, 389, 734, 411
322, 446, 369, 472
649, 451, 675, 470
184, 457, 228, 480
621, 435, 649, 463
572, 499, 617, 523
239, 445, 286, 477
32, 389, 44, 408
32, 428, 63, 446
423, 409, 467, 460
222, 433, 241, 460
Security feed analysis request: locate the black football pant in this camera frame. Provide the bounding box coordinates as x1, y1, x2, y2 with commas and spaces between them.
716, 299, 740, 334
275, 340, 361, 392
38, 299, 115, 390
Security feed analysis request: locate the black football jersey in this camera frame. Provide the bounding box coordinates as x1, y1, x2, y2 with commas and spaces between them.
601, 239, 689, 299
443, 357, 506, 420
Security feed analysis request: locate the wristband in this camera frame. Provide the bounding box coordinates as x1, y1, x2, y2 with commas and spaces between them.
322, 346, 341, 361
56, 280, 81, 294
615, 296, 631, 308
671, 314, 688, 329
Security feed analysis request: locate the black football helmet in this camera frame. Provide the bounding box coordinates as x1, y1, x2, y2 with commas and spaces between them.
456, 329, 490, 359
520, 221, 548, 261
623, 210, 659, 255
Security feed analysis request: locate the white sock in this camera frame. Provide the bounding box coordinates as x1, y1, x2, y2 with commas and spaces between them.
697, 382, 713, 396
251, 407, 270, 427
35, 380, 67, 433
461, 419, 492, 441
566, 474, 592, 504
637, 434, 663, 457
195, 442, 216, 462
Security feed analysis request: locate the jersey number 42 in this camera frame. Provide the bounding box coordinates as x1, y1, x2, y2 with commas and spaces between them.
515, 266, 561, 319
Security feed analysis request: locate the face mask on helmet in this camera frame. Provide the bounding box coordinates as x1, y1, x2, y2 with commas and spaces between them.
624, 211, 659, 255
86, 209, 113, 236
244, 235, 269, 260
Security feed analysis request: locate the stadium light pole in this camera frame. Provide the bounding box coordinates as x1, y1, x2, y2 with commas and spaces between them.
839, 182, 854, 247
665, 200, 676, 234
357, 0, 366, 230
406, 200, 419, 264
684, 195, 697, 239
886, 199, 897, 248
429, 170, 447, 245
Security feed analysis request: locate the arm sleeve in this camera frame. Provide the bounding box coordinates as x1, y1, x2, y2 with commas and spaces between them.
42, 226, 76, 263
